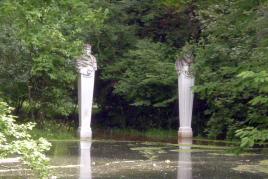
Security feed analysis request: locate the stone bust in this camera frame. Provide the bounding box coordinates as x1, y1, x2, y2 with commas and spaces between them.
77, 44, 97, 76
175, 53, 194, 78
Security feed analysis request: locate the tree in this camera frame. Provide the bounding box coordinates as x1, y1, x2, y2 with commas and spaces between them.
0, 101, 51, 178
88, 0, 199, 129
0, 0, 106, 121
192, 0, 268, 145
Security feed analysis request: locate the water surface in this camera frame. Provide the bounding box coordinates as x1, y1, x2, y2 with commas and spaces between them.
1, 139, 267, 178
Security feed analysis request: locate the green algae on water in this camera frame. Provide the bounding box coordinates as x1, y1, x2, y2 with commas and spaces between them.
209, 152, 259, 157
233, 160, 268, 175
130, 146, 167, 160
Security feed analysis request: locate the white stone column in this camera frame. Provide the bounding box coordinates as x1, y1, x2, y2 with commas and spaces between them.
177, 138, 192, 179
176, 56, 194, 138
79, 140, 92, 179
77, 44, 97, 139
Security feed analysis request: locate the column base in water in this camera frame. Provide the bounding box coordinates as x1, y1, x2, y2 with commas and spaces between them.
178, 127, 193, 138
78, 127, 92, 139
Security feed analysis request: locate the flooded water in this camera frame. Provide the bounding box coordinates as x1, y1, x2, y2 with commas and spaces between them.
1, 139, 268, 178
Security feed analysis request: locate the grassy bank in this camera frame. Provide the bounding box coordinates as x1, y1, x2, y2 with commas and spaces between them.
29, 122, 241, 146
93, 128, 178, 143
30, 121, 77, 140
30, 121, 177, 142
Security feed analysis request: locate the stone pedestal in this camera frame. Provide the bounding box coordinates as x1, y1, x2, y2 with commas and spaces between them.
78, 71, 95, 138
79, 140, 92, 179
77, 44, 97, 139
176, 57, 194, 138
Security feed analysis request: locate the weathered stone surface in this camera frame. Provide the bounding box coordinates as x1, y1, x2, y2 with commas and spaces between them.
176, 55, 194, 139
77, 44, 97, 139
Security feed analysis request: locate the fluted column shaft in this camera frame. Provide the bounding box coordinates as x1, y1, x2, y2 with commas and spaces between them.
78, 71, 95, 139
178, 70, 194, 138
176, 58, 194, 138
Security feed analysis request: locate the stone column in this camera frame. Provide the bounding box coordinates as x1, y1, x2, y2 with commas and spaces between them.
176, 55, 194, 138
77, 44, 97, 139
79, 140, 92, 179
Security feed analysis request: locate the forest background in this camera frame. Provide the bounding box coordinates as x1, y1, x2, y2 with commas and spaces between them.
0, 0, 267, 148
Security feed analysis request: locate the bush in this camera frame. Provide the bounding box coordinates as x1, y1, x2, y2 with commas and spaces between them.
0, 101, 51, 178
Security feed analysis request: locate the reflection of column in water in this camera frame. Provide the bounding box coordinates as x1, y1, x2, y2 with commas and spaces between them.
177, 138, 192, 179
79, 140, 92, 179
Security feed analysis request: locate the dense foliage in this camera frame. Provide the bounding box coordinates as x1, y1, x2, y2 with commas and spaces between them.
0, 0, 105, 122
193, 0, 268, 145
88, 0, 199, 129
0, 0, 105, 176
0, 0, 267, 149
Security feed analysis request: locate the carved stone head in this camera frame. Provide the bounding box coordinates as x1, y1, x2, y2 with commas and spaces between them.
85, 44, 92, 56
175, 52, 194, 78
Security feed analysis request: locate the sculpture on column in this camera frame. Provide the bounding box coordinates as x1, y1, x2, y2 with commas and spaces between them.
175, 53, 194, 138
76, 44, 97, 139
